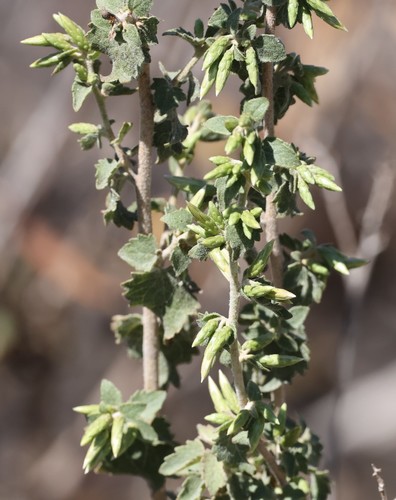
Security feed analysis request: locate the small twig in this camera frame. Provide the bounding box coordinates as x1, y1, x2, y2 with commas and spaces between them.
172, 51, 203, 86
228, 257, 249, 408
258, 440, 287, 487
372, 464, 388, 500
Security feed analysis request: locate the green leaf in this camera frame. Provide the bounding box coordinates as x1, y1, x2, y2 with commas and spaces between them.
215, 46, 234, 95
264, 137, 300, 168
245, 240, 274, 278
248, 415, 265, 451
259, 354, 303, 367
162, 281, 200, 340
208, 376, 230, 414
97, 0, 127, 14
245, 46, 260, 94
177, 475, 205, 500
128, 390, 166, 422
81, 413, 112, 446
113, 121, 133, 145
202, 451, 227, 495
302, 6, 314, 39
101, 379, 122, 406
72, 78, 92, 112
53, 13, 88, 51
242, 97, 269, 124
200, 59, 219, 98
132, 420, 158, 442
171, 246, 191, 276
118, 234, 158, 272
286, 306, 310, 329
193, 317, 221, 347
129, 0, 153, 17
203, 35, 232, 70
95, 158, 119, 190
254, 35, 286, 63
288, 0, 299, 27
74, 404, 100, 415
203, 115, 238, 136
83, 430, 111, 473
123, 269, 170, 315
306, 0, 346, 30
313, 174, 342, 192
69, 122, 98, 135
88, 20, 145, 83
162, 209, 193, 232
111, 413, 125, 457
218, 370, 239, 414
201, 326, 233, 381
297, 174, 315, 209
159, 439, 205, 476
30, 49, 75, 69
243, 283, 295, 301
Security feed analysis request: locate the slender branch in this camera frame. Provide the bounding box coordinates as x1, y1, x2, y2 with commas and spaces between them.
228, 257, 249, 408
262, 6, 286, 409
172, 52, 202, 86
136, 63, 160, 394
258, 441, 287, 487
262, 6, 283, 289
137, 64, 155, 236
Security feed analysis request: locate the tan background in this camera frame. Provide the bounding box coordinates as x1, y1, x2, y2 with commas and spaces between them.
1, 1, 396, 499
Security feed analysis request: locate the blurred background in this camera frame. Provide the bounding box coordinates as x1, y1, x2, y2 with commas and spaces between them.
1, 0, 395, 499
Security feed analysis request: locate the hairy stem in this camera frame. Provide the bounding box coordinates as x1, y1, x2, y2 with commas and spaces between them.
228, 257, 249, 408
136, 64, 159, 393
262, 6, 286, 408
173, 52, 202, 85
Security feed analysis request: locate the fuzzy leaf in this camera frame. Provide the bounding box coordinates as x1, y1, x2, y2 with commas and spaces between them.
129, 0, 153, 17
202, 451, 227, 495
95, 159, 119, 190
88, 20, 145, 83
297, 174, 315, 209
203, 115, 238, 136
162, 282, 200, 340
218, 370, 239, 414
242, 97, 269, 124
111, 413, 125, 457
118, 234, 158, 272
177, 475, 205, 500
288, 0, 299, 27
203, 36, 232, 70
259, 354, 303, 367
101, 379, 122, 406
215, 46, 234, 95
128, 390, 166, 422
159, 440, 205, 476
123, 269, 171, 315
72, 79, 92, 111
208, 376, 230, 414
254, 35, 286, 63
264, 137, 300, 168
162, 209, 193, 232
81, 413, 112, 446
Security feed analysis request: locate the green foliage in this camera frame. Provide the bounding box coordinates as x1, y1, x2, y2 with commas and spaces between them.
25, 0, 357, 498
